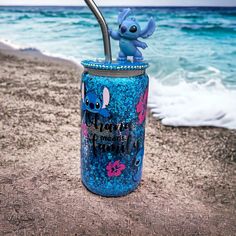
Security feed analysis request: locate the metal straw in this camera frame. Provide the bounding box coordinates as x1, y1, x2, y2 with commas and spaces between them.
84, 0, 112, 63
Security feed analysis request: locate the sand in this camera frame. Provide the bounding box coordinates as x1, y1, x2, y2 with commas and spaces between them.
0, 43, 235, 236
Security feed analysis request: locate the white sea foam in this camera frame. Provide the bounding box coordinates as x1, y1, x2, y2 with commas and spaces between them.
0, 38, 45, 54
42, 50, 81, 66
149, 76, 236, 129
0, 38, 23, 50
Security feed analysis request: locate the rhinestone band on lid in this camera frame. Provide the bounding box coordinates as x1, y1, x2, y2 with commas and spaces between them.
81, 60, 149, 71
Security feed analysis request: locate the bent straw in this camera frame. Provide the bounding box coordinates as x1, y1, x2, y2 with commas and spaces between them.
84, 0, 112, 63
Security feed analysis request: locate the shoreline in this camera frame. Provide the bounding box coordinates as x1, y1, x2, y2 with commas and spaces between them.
0, 42, 235, 235
0, 41, 80, 69
0, 6, 236, 8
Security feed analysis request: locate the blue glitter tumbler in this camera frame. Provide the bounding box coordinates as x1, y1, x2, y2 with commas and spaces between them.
80, 60, 149, 197
81, 0, 155, 197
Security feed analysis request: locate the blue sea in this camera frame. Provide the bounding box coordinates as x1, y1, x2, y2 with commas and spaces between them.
0, 6, 236, 129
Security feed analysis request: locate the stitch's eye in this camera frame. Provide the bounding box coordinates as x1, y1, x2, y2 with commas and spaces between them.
129, 25, 137, 33
86, 99, 89, 106
119, 24, 122, 29
95, 102, 100, 109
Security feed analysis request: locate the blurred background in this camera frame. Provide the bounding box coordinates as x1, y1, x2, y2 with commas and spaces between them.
0, 0, 236, 129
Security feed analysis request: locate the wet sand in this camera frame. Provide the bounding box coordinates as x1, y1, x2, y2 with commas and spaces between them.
0, 43, 235, 235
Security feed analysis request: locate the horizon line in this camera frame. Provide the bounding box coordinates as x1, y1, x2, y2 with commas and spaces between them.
0, 5, 236, 8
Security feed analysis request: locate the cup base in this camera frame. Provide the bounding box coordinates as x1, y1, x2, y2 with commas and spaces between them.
81, 180, 140, 197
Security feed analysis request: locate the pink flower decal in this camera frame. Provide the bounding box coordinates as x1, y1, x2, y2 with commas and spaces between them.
136, 88, 148, 124
106, 160, 126, 177
81, 123, 88, 138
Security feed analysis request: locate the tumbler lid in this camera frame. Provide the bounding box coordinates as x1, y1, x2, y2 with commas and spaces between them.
81, 60, 149, 77
82, 60, 149, 71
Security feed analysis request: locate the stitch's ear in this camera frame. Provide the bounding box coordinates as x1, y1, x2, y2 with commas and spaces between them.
82, 82, 85, 101
102, 87, 110, 108
118, 8, 131, 24
140, 17, 156, 39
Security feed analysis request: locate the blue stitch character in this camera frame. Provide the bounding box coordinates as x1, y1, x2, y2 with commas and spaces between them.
133, 148, 144, 182
109, 8, 156, 62
82, 83, 110, 118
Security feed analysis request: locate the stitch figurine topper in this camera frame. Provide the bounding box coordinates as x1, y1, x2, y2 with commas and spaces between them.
109, 8, 156, 62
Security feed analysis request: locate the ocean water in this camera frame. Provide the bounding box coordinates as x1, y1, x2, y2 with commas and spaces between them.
0, 6, 236, 129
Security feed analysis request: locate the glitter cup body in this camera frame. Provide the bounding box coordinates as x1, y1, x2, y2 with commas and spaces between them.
80, 60, 149, 197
